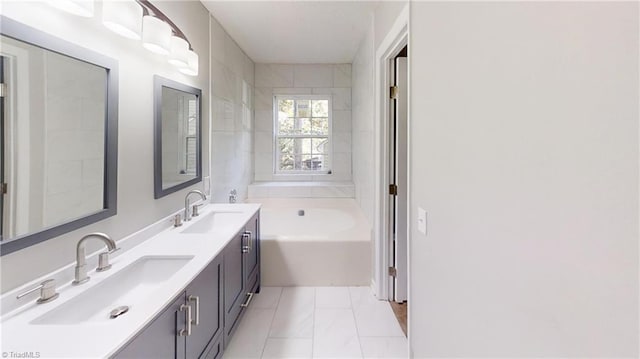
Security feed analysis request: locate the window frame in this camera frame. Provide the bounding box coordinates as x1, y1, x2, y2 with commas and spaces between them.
273, 94, 333, 175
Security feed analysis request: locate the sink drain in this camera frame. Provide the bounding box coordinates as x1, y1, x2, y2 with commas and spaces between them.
110, 305, 130, 319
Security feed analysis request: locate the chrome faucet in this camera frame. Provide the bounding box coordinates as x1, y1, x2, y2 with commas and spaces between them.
184, 190, 207, 221
229, 189, 237, 203
73, 233, 118, 285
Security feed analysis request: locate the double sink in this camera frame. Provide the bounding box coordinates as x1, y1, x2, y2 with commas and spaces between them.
12, 209, 247, 328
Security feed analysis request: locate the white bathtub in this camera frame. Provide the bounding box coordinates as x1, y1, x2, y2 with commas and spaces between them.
249, 198, 371, 286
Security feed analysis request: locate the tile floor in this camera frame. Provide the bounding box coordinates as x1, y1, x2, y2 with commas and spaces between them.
223, 287, 408, 359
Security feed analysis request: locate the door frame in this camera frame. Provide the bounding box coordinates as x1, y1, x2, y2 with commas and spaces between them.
372, 4, 410, 302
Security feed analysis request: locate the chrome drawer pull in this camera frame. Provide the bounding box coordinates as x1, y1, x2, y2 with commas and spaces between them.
240, 292, 254, 308
188, 295, 200, 326
179, 304, 192, 336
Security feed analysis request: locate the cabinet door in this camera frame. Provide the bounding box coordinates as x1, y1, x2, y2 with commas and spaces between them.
223, 230, 246, 344
185, 255, 223, 359
245, 212, 260, 289
113, 293, 187, 359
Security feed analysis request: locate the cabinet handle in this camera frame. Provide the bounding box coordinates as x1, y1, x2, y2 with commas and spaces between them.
240, 292, 254, 308
179, 304, 192, 336
188, 295, 200, 326
244, 231, 253, 252
242, 233, 250, 253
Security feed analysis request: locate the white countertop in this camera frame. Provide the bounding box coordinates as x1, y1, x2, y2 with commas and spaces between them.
0, 203, 260, 358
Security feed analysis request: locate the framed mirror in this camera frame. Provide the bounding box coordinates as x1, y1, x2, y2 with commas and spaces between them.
0, 16, 118, 256
153, 76, 201, 199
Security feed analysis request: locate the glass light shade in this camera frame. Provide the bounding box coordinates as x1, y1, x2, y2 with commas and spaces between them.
102, 0, 143, 40
179, 50, 199, 76
47, 0, 94, 17
142, 16, 171, 55
168, 36, 189, 67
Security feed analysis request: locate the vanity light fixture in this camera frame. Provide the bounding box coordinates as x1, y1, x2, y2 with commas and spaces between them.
168, 36, 190, 67
142, 15, 172, 55
136, 0, 199, 75
102, 0, 143, 40
49, 0, 199, 76
47, 0, 94, 18
179, 50, 199, 76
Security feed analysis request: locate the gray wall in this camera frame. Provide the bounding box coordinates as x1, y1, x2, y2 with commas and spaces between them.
409, 2, 638, 357
1, 1, 211, 293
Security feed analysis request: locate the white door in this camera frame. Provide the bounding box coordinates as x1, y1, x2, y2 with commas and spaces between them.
390, 54, 408, 302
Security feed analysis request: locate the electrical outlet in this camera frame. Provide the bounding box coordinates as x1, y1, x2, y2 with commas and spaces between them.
417, 207, 427, 235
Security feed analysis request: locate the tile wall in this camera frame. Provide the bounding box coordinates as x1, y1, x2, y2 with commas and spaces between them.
253, 64, 353, 183
210, 15, 255, 203
44, 51, 105, 227
351, 25, 375, 225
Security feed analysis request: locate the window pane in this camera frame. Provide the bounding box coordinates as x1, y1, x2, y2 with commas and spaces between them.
312, 100, 329, 117
278, 99, 294, 117
296, 100, 311, 117
278, 116, 294, 134
311, 118, 329, 135
279, 153, 294, 170
278, 137, 294, 158
312, 137, 329, 154
298, 137, 312, 154
294, 118, 311, 135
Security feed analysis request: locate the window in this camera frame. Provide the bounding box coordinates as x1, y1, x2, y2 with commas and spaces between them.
183, 98, 197, 174
274, 95, 331, 173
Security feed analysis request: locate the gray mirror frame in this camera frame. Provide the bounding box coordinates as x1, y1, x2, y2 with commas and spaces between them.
153, 76, 202, 199
0, 16, 118, 256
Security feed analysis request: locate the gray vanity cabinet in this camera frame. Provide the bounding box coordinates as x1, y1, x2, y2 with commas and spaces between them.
245, 212, 261, 294
113, 210, 260, 359
113, 293, 187, 359
185, 255, 223, 358
222, 230, 246, 345
223, 211, 261, 346
113, 255, 223, 359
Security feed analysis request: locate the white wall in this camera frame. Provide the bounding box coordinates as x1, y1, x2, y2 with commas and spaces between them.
253, 63, 352, 182
409, 2, 639, 357
0, 1, 211, 293
209, 15, 255, 203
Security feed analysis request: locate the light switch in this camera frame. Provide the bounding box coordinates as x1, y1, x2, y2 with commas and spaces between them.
417, 207, 427, 235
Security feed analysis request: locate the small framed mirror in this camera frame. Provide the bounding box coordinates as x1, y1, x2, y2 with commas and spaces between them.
153, 76, 202, 199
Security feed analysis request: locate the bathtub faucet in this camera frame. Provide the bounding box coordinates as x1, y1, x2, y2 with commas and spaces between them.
229, 189, 237, 203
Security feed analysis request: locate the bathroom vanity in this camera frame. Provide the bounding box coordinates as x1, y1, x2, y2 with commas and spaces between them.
1, 204, 260, 359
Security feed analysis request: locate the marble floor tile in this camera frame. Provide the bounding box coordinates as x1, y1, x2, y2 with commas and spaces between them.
359, 337, 408, 359
269, 287, 316, 338
262, 338, 313, 359
223, 308, 276, 358
313, 308, 362, 358
316, 287, 351, 309
252, 287, 283, 309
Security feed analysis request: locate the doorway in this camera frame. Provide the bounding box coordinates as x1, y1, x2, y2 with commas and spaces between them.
387, 46, 408, 335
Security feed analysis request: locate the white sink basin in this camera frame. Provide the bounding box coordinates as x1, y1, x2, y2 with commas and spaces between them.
31, 255, 193, 325
181, 211, 245, 234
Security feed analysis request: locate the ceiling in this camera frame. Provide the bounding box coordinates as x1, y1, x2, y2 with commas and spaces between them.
201, 1, 379, 64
